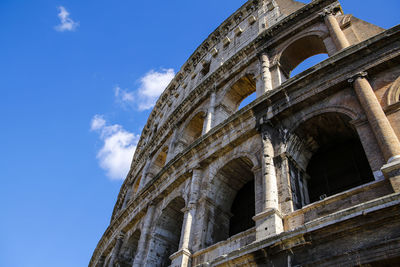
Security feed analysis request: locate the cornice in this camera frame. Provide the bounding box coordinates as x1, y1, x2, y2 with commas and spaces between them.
127, 0, 338, 186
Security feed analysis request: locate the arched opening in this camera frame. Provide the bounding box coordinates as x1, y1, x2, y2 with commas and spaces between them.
117, 230, 141, 266
223, 75, 257, 113
133, 175, 142, 195
147, 197, 185, 267
280, 35, 328, 78
206, 157, 255, 246
147, 146, 168, 179
154, 146, 168, 170
290, 54, 329, 77
290, 113, 374, 206
182, 111, 205, 145
238, 91, 257, 110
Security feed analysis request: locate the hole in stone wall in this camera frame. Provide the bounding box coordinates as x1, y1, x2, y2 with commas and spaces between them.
223, 75, 256, 113
118, 230, 141, 266
182, 111, 205, 145
290, 54, 329, 77
280, 35, 328, 79
207, 157, 255, 246
229, 179, 255, 237
291, 113, 374, 205
238, 91, 256, 110
148, 197, 185, 267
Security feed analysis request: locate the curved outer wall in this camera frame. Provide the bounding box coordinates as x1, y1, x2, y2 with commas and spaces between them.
91, 0, 400, 266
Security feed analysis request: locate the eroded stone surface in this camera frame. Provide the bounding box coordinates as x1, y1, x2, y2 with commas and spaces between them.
90, 0, 400, 266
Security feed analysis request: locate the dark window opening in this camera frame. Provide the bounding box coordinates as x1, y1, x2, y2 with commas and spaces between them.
229, 179, 255, 237
307, 138, 374, 203
290, 113, 374, 206
149, 197, 185, 267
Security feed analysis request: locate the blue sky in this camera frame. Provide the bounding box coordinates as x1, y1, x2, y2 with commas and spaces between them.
0, 0, 399, 266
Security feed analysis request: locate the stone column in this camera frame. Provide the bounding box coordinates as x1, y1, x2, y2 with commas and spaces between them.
203, 89, 216, 134
348, 72, 400, 163
138, 158, 152, 191
133, 204, 156, 267
170, 167, 203, 267
108, 233, 124, 267
321, 8, 350, 51
348, 72, 400, 191
256, 53, 273, 97
121, 186, 133, 210
166, 128, 178, 163
253, 120, 283, 240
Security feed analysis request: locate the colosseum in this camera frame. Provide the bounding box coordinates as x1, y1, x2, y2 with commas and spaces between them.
90, 0, 400, 266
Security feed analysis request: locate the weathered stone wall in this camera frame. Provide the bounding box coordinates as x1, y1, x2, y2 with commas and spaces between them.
90, 0, 400, 266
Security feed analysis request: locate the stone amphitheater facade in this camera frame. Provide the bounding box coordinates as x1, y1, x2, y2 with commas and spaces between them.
90, 0, 400, 266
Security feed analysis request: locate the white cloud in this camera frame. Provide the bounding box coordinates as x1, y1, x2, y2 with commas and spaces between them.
91, 115, 140, 180
54, 6, 79, 32
137, 69, 175, 110
113, 69, 175, 111
114, 86, 135, 106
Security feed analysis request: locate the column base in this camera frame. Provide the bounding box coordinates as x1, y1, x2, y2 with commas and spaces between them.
253, 209, 284, 241
169, 248, 192, 267
381, 159, 400, 192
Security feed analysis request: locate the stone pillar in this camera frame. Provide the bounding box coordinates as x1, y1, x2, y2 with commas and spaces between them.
253, 120, 283, 240
349, 72, 400, 191
321, 8, 350, 51
133, 204, 156, 267
108, 233, 124, 267
203, 89, 216, 134
170, 167, 203, 267
256, 53, 273, 97
138, 158, 152, 191
96, 256, 106, 267
121, 186, 133, 210
348, 72, 400, 164
166, 128, 178, 163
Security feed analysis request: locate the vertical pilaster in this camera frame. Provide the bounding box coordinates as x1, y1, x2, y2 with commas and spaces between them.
138, 158, 152, 191
170, 167, 203, 267
321, 8, 350, 51
108, 233, 124, 267
203, 89, 216, 134
166, 128, 178, 163
133, 204, 156, 267
257, 53, 273, 97
253, 120, 283, 240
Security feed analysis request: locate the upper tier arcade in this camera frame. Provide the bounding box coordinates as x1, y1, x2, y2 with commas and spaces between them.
90, 0, 400, 266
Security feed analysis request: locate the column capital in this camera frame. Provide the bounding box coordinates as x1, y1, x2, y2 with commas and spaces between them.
319, 6, 339, 18
258, 117, 275, 138
348, 71, 368, 84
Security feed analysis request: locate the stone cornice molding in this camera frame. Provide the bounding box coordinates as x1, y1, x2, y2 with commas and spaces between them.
90, 5, 400, 267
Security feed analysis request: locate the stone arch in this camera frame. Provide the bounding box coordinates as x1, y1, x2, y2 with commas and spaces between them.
205, 156, 256, 246
132, 174, 142, 195
287, 105, 360, 134
147, 146, 169, 179
277, 33, 329, 77
180, 110, 206, 146
287, 112, 374, 208
118, 229, 141, 266
387, 76, 400, 106
219, 74, 257, 114
146, 196, 186, 267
